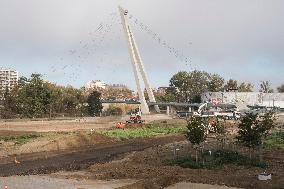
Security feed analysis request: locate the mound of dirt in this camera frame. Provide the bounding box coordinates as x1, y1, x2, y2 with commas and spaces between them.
89, 141, 284, 189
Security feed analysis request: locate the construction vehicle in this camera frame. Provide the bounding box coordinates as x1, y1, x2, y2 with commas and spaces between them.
190, 102, 241, 120
116, 107, 145, 129
126, 111, 145, 124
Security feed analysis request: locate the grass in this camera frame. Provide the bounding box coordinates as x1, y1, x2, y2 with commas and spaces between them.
98, 123, 186, 139
0, 134, 40, 145
172, 150, 268, 169
264, 132, 284, 150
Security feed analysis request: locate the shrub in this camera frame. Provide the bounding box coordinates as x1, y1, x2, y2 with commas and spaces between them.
186, 117, 207, 162
236, 112, 275, 158
264, 132, 284, 150
172, 149, 267, 169
103, 105, 123, 116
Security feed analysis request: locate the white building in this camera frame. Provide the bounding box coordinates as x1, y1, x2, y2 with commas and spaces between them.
202, 92, 284, 109
85, 80, 106, 90
0, 69, 19, 91
106, 84, 128, 90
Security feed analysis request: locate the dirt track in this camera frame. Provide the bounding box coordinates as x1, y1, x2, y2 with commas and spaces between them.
0, 135, 185, 177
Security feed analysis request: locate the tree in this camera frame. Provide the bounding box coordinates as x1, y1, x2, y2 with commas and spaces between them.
277, 84, 284, 93
208, 74, 225, 92
17, 74, 52, 118
155, 90, 176, 102
87, 91, 103, 116
169, 70, 210, 103
169, 71, 190, 102
186, 117, 207, 162
238, 82, 254, 92
0, 87, 18, 118
259, 81, 274, 93
224, 79, 238, 91
187, 70, 210, 102
236, 112, 275, 158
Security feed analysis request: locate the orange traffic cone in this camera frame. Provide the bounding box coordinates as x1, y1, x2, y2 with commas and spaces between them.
4, 186, 8, 189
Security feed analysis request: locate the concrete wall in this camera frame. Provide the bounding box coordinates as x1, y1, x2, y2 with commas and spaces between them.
201, 92, 284, 109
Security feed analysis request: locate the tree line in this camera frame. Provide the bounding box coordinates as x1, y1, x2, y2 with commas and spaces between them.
0, 74, 103, 119
160, 70, 283, 103
0, 71, 283, 118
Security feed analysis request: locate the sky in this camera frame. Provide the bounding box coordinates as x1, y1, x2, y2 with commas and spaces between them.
0, 0, 283, 91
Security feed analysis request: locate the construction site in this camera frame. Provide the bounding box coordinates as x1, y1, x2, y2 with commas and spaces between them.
1, 1, 284, 189
0, 112, 283, 189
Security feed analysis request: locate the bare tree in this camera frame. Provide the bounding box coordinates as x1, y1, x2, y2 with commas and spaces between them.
259, 81, 274, 93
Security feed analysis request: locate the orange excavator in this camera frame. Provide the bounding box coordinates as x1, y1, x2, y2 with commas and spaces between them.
126, 113, 144, 124
116, 110, 145, 129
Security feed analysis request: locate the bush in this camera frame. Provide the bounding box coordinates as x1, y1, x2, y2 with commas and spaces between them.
236, 112, 275, 158
99, 124, 186, 139
172, 149, 267, 169
103, 106, 123, 116
264, 132, 284, 150
0, 134, 40, 145
185, 117, 207, 162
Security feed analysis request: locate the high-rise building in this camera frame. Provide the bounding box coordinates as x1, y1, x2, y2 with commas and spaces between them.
0, 69, 19, 91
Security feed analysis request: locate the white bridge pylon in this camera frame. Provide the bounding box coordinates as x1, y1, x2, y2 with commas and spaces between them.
119, 6, 160, 114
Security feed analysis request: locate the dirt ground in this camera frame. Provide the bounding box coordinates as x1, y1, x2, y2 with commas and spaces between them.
0, 114, 173, 133
0, 134, 185, 176
87, 140, 284, 189
0, 117, 119, 133
0, 115, 283, 189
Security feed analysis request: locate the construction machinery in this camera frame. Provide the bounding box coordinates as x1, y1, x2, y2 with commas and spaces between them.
126, 111, 145, 124
116, 107, 145, 129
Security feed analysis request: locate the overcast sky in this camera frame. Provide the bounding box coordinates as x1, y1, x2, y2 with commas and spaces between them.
0, 0, 283, 91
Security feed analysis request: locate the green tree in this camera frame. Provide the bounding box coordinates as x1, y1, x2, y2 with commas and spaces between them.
169, 71, 190, 102
0, 87, 18, 118
236, 112, 275, 158
208, 74, 225, 92
169, 70, 210, 103
186, 117, 207, 162
259, 81, 274, 93
238, 82, 254, 92
17, 74, 52, 118
61, 86, 86, 116
225, 79, 238, 91
87, 91, 103, 116
188, 70, 210, 102
277, 84, 284, 93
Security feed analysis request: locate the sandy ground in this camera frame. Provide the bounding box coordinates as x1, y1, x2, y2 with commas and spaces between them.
0, 114, 283, 189
0, 174, 242, 189
165, 182, 242, 189
0, 114, 172, 133
0, 114, 174, 158
0, 117, 118, 133
88, 140, 284, 189
0, 175, 135, 189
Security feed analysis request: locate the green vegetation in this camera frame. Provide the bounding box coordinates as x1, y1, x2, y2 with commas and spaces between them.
172, 150, 267, 169
264, 132, 284, 150
185, 117, 208, 162
87, 91, 103, 116
0, 134, 40, 145
236, 112, 275, 158
99, 124, 186, 139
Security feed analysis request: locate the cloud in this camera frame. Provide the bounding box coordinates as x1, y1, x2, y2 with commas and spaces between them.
0, 0, 283, 90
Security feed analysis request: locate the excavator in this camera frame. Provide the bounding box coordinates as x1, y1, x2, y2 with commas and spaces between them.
116, 107, 145, 129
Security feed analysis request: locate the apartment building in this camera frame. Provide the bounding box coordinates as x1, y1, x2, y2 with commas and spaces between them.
0, 69, 19, 91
